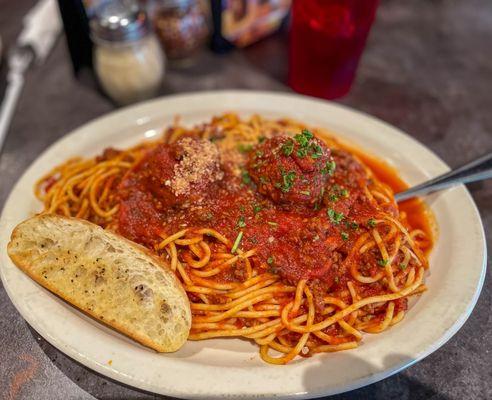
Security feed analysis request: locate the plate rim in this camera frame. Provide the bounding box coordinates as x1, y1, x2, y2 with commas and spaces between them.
0, 90, 487, 399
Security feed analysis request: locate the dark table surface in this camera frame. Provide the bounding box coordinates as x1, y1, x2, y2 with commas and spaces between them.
0, 0, 491, 399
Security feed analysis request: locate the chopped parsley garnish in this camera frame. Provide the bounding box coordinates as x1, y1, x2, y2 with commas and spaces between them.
310, 143, 323, 159
346, 221, 359, 230
322, 160, 336, 175
279, 170, 296, 193
302, 129, 313, 140
258, 136, 266, 143
281, 140, 294, 156
237, 216, 246, 228
399, 263, 407, 270
329, 194, 339, 202
341, 232, 349, 241
294, 130, 311, 147
253, 204, 263, 214
267, 221, 278, 227
300, 190, 311, 196
267, 256, 274, 265
296, 147, 308, 158
292, 129, 323, 159
241, 170, 252, 185
377, 259, 389, 267
328, 185, 348, 201
368, 218, 377, 228
231, 231, 243, 254
327, 209, 345, 225
256, 150, 264, 157
237, 143, 253, 153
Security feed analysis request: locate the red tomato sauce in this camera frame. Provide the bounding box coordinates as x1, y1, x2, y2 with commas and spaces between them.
116, 135, 434, 293
343, 142, 435, 255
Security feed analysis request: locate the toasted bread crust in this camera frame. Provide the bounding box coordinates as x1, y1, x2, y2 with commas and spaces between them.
7, 214, 191, 352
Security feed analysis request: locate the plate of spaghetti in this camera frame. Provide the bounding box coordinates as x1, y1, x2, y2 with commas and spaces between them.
0, 91, 486, 398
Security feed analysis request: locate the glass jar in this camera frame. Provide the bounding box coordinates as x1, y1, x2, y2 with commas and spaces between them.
91, 0, 165, 105
152, 0, 210, 60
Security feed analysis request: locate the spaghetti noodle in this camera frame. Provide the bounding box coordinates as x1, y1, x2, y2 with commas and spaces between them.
35, 114, 433, 364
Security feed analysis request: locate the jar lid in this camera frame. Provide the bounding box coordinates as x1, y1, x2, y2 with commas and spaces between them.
155, 0, 194, 9
90, 0, 151, 44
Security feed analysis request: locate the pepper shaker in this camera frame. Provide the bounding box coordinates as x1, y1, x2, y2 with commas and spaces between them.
152, 0, 210, 61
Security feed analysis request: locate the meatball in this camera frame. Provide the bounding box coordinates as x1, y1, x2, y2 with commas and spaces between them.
129, 137, 223, 207
247, 130, 333, 205
135, 143, 178, 205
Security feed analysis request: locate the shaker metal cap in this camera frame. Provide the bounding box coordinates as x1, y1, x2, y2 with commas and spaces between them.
156, 0, 193, 8
90, 0, 150, 43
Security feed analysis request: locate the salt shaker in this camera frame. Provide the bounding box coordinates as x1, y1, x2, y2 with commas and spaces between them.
90, 0, 165, 105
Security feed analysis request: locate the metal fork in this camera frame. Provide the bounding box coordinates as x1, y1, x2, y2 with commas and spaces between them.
394, 152, 492, 202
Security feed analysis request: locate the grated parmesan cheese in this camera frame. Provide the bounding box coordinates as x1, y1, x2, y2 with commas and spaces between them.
171, 137, 223, 196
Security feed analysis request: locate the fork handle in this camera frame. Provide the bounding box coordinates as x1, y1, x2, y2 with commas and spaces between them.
394, 152, 492, 202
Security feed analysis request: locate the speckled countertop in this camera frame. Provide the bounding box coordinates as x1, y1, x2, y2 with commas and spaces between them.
0, 0, 490, 399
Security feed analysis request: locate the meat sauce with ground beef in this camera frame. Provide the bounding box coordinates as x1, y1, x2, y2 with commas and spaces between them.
116, 130, 430, 306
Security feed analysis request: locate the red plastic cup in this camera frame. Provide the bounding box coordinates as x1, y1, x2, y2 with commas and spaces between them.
288, 0, 379, 99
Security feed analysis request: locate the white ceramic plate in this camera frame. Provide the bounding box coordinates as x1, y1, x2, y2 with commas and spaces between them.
0, 91, 486, 399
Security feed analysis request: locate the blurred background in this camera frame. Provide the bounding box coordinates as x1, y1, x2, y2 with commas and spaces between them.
0, 0, 381, 111
0, 0, 491, 399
